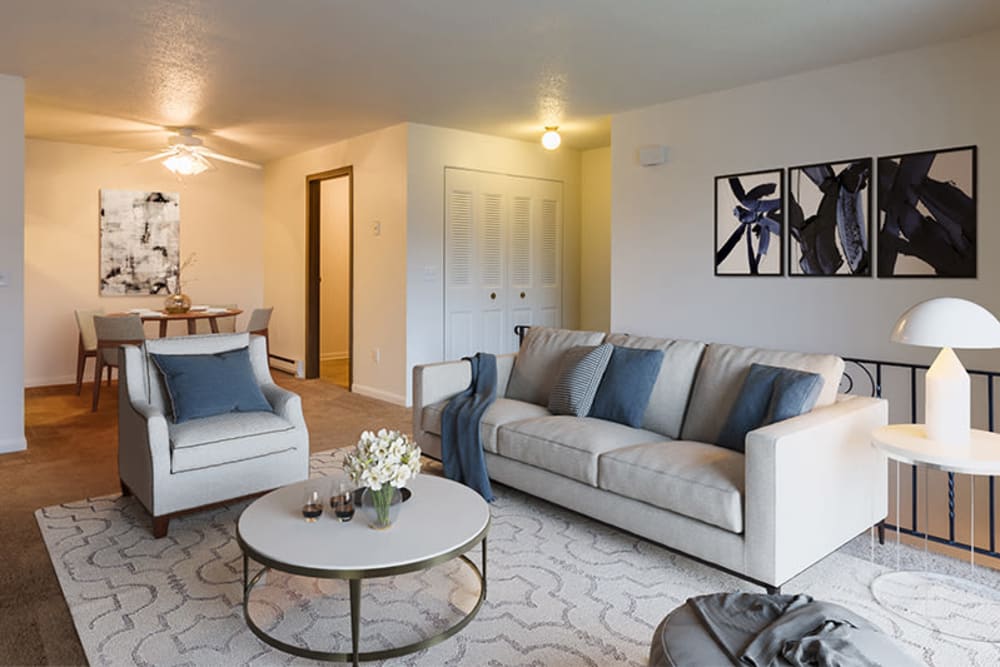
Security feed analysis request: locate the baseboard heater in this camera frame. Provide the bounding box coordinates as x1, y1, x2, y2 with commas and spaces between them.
269, 354, 305, 378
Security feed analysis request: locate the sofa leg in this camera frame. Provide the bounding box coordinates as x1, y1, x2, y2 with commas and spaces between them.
152, 515, 170, 539
765, 584, 781, 595
120, 479, 132, 497
876, 520, 886, 545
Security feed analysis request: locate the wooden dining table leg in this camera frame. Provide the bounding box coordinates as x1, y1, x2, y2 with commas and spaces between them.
159, 320, 168, 338
187, 319, 197, 335
209, 317, 220, 334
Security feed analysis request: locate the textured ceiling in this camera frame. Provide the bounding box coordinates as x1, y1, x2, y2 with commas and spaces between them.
3, 0, 1000, 161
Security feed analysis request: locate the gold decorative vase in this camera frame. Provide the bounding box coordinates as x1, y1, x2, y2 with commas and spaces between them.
164, 293, 192, 314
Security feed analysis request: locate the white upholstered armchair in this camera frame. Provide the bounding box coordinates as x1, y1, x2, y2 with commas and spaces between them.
118, 333, 309, 537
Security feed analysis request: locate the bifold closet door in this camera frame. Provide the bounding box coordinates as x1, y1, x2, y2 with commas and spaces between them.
445, 168, 562, 359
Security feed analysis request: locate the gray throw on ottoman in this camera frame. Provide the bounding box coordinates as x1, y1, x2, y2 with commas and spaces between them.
649, 593, 920, 667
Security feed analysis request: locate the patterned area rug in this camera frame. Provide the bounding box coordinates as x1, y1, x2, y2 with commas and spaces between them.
37, 451, 1000, 666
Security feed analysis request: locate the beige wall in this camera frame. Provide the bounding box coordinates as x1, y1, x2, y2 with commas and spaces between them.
611, 30, 1000, 371
263, 123, 408, 404
24, 139, 265, 387
580, 146, 611, 332
0, 74, 24, 453
320, 176, 350, 360
405, 123, 582, 403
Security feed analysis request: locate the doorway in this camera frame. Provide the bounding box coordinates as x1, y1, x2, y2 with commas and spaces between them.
306, 166, 353, 386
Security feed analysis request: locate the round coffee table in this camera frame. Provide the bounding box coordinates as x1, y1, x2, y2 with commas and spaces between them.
237, 475, 490, 665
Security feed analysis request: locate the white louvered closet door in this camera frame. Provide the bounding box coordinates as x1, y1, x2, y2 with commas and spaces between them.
445, 168, 562, 359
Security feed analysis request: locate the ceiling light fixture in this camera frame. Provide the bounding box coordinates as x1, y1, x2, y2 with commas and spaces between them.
137, 128, 262, 176
162, 151, 210, 176
541, 126, 561, 150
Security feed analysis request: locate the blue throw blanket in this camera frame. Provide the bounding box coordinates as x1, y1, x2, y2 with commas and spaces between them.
440, 352, 496, 501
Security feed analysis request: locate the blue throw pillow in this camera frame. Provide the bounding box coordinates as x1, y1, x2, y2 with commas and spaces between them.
716, 363, 824, 453
588, 346, 665, 428
151, 347, 272, 423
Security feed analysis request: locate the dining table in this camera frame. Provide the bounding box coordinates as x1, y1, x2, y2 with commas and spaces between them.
110, 308, 243, 337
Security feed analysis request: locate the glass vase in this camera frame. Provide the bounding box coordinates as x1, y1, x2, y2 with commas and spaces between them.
361, 486, 402, 530
163, 292, 192, 314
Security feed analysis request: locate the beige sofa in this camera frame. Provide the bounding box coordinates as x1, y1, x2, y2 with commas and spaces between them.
413, 329, 888, 592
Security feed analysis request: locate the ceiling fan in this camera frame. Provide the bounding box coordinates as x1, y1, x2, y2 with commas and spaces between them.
137, 128, 262, 176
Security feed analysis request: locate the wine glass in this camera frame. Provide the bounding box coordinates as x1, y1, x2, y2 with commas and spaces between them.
331, 478, 355, 522
302, 486, 324, 522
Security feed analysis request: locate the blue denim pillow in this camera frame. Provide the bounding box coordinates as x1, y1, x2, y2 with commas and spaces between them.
151, 347, 272, 423
716, 363, 824, 453
588, 346, 665, 428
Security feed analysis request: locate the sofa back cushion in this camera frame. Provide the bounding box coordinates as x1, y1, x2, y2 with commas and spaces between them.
506, 327, 606, 405
680, 343, 845, 444
606, 334, 707, 439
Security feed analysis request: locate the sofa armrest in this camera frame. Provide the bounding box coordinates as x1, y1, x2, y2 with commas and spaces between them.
261, 383, 307, 429
118, 377, 172, 514
744, 395, 888, 586
411, 353, 517, 438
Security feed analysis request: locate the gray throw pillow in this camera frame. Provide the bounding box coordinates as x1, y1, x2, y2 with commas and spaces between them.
548, 344, 614, 416
716, 363, 823, 452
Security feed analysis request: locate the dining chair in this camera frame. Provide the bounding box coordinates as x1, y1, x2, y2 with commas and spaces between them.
246, 307, 273, 353
74, 308, 103, 395
92, 315, 145, 411
194, 304, 238, 334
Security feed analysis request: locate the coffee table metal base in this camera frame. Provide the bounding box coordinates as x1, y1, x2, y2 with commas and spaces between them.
241, 541, 487, 666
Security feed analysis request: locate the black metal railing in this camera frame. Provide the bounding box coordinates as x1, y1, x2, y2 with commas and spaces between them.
514, 325, 1000, 562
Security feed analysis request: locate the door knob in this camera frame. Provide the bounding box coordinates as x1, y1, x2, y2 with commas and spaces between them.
490, 292, 497, 300
520, 292, 526, 299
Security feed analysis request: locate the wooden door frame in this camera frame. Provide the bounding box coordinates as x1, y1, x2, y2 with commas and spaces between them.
305, 166, 354, 381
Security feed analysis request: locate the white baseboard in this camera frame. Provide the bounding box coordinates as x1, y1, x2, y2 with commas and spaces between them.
320, 352, 350, 362
351, 383, 407, 406
0, 435, 27, 454
25, 374, 82, 388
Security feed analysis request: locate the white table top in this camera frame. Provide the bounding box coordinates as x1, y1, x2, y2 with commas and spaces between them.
237, 474, 490, 573
872, 424, 1000, 476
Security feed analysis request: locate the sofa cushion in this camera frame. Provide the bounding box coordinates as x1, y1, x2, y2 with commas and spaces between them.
599, 440, 745, 533
497, 416, 663, 486
681, 344, 844, 445
589, 346, 665, 428
606, 334, 706, 439
548, 344, 613, 417
717, 364, 824, 453
422, 398, 550, 453
151, 347, 272, 423
505, 327, 606, 405
169, 411, 296, 473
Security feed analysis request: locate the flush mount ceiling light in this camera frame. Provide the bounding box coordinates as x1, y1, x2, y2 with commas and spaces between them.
541, 126, 561, 150
138, 128, 262, 176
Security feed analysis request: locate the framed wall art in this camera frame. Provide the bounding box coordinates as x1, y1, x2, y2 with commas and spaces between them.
714, 168, 784, 276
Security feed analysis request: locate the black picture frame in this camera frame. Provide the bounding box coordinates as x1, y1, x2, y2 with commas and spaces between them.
714, 168, 784, 276
787, 157, 873, 278
876, 145, 977, 278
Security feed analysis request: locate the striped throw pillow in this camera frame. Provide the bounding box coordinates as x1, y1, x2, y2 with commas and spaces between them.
547, 343, 614, 416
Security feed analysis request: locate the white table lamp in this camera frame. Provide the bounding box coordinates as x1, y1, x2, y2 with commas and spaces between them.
891, 298, 1000, 446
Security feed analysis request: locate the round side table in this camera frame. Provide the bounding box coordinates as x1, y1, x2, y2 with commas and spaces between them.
871, 424, 1000, 642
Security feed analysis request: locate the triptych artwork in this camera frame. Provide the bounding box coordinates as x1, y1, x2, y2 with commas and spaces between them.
713, 146, 977, 278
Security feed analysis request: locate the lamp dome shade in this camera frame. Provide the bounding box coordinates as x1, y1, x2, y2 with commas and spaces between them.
891, 298, 1000, 349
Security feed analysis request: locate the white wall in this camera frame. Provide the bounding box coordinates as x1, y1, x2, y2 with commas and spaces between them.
263, 123, 408, 404
406, 123, 583, 403
0, 74, 24, 453
24, 139, 265, 386
320, 176, 350, 360
611, 30, 1000, 370
580, 146, 611, 332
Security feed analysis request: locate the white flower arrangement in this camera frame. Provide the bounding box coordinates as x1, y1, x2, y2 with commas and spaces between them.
344, 429, 422, 492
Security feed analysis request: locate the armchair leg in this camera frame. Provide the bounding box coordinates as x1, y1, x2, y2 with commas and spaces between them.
765, 584, 781, 595
120, 479, 132, 497
91, 358, 103, 411
152, 515, 170, 539
876, 520, 886, 545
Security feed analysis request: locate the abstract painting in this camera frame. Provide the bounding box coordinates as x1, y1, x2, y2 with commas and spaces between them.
99, 190, 180, 295
877, 146, 976, 278
715, 169, 783, 276
788, 158, 872, 277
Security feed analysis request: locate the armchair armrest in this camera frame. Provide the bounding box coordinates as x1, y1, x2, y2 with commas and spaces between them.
744, 395, 888, 586
261, 383, 306, 428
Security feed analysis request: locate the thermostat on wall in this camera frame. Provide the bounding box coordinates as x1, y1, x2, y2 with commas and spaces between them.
638, 145, 667, 167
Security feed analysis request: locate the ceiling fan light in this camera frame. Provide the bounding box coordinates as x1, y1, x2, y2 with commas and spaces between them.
162, 152, 209, 176
541, 127, 561, 150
